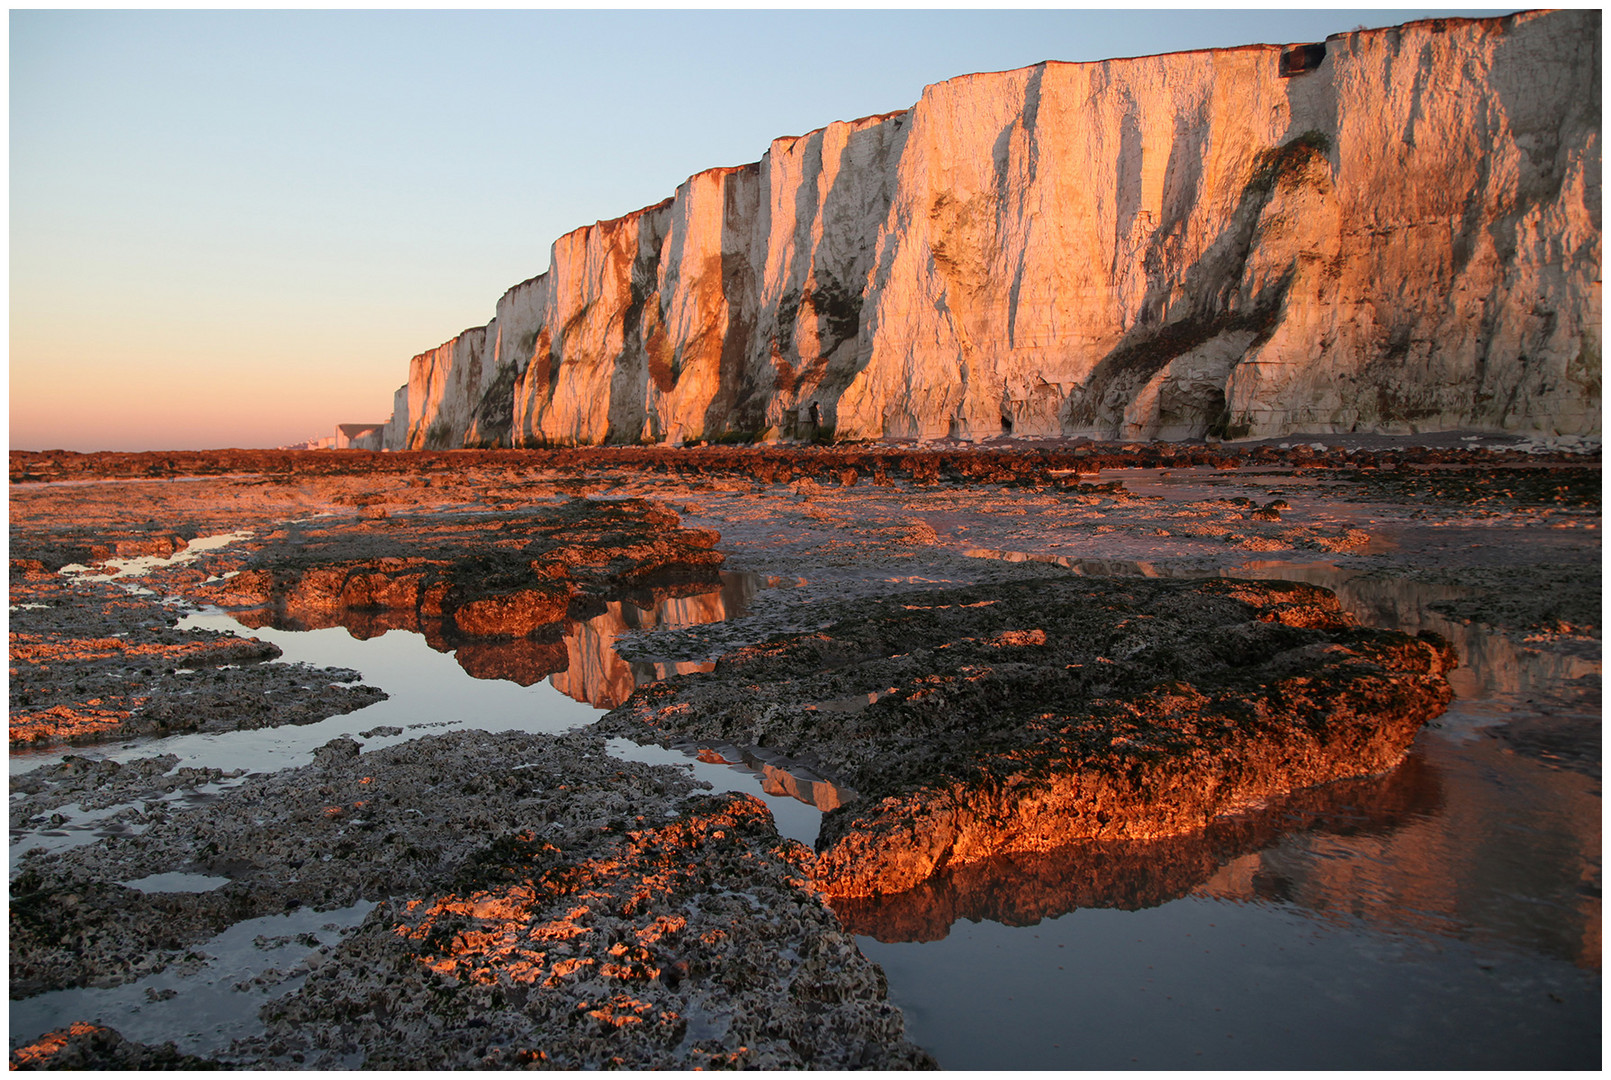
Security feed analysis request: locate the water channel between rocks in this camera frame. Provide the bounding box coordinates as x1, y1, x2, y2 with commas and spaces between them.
10, 549, 1601, 1068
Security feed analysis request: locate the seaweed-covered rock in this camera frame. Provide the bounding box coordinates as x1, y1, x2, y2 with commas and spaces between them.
238, 794, 934, 1069
7, 568, 382, 747
601, 574, 1456, 897
10, 1023, 218, 1070
188, 496, 725, 640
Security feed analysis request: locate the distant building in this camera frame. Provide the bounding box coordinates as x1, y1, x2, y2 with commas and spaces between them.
279, 435, 336, 450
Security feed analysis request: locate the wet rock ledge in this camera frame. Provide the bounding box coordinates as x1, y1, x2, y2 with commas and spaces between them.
10, 730, 934, 1069
188, 496, 726, 642
600, 574, 1458, 899
8, 559, 383, 748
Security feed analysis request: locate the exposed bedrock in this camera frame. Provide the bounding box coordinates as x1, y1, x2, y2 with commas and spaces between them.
832, 750, 1442, 942
600, 575, 1458, 899
7, 560, 384, 748
11, 732, 934, 1069
188, 497, 725, 647
383, 11, 1599, 450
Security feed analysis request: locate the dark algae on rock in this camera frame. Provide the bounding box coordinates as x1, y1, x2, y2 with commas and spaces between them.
10, 730, 934, 1069
191, 496, 726, 641
602, 574, 1457, 898
7, 441, 1593, 1068
8, 559, 384, 748
10, 1022, 219, 1070
241, 792, 934, 1069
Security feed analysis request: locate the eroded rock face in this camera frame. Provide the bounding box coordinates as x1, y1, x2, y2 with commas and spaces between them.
831, 751, 1442, 942
383, 11, 1598, 449
600, 575, 1458, 899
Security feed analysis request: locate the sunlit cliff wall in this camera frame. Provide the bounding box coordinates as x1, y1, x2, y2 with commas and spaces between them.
390, 327, 495, 450
376, 10, 1600, 447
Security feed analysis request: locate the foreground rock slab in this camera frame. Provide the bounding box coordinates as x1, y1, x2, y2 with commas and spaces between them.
239, 793, 933, 1069
10, 730, 932, 1069
10, 1022, 217, 1071
602, 574, 1457, 898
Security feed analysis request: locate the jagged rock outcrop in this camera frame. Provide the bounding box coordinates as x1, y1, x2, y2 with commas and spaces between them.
376, 11, 1600, 448
600, 574, 1460, 899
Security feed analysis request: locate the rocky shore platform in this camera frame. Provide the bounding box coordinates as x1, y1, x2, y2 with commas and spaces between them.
601, 575, 1457, 898
9, 441, 1598, 1068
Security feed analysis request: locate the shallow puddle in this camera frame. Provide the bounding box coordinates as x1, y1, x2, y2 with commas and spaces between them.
8, 902, 375, 1064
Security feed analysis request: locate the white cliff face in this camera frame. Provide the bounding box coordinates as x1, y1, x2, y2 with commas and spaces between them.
381, 384, 409, 451
400, 327, 495, 449
376, 11, 1600, 448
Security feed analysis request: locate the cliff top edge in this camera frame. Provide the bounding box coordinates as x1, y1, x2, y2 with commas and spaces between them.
487, 7, 1553, 324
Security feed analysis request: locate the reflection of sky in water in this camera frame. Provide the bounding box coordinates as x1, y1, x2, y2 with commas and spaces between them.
608, 738, 823, 848
9, 902, 374, 1063
9, 613, 601, 781
10, 598, 836, 856
862, 896, 1599, 1070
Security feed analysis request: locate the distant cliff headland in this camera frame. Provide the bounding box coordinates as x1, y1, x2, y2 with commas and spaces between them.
327, 9, 1599, 452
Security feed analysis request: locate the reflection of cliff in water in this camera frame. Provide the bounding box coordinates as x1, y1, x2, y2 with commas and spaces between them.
962, 549, 1600, 700
919, 550, 1600, 970
236, 571, 775, 709
1194, 731, 1602, 972
840, 737, 1598, 970
694, 742, 858, 812
833, 752, 1443, 943
548, 572, 771, 708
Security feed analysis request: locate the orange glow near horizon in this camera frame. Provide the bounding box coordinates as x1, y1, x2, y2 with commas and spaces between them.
9, 323, 404, 452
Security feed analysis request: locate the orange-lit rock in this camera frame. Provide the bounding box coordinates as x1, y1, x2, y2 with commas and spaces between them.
8, 571, 381, 748
603, 575, 1457, 898
831, 750, 1442, 942
19, 726, 932, 1070
300, 792, 933, 1068
379, 11, 1597, 450
187, 497, 723, 649
9, 1022, 214, 1070
452, 584, 572, 638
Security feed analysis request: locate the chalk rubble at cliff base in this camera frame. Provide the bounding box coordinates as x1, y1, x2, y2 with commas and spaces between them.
10, 730, 934, 1069
601, 574, 1458, 899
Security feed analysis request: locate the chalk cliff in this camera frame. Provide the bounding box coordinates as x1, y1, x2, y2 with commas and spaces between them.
378, 10, 1600, 449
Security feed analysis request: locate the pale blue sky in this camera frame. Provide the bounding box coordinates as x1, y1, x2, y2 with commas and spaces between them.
12, 9, 1512, 450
